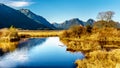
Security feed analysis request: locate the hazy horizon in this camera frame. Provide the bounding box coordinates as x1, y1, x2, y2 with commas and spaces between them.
0, 0, 120, 23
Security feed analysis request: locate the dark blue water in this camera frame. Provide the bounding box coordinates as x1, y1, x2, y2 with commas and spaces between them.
0, 37, 84, 68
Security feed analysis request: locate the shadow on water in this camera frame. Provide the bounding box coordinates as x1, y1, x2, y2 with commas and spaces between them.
18, 38, 47, 49
0, 49, 4, 56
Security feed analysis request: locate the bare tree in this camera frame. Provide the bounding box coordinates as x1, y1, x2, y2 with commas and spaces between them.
105, 11, 115, 22
97, 12, 105, 21
97, 11, 115, 22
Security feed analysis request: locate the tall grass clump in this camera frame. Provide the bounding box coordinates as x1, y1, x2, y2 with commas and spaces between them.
60, 25, 87, 38
0, 26, 20, 54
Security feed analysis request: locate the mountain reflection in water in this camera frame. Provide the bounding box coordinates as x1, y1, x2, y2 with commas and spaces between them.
18, 38, 47, 49
0, 37, 84, 68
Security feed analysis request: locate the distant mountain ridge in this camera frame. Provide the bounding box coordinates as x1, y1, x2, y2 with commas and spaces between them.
85, 19, 95, 26
0, 3, 49, 30
52, 18, 95, 29
19, 9, 55, 29
0, 3, 95, 30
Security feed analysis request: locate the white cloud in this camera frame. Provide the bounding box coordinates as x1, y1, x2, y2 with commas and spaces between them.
0, 0, 34, 7
9, 1, 33, 7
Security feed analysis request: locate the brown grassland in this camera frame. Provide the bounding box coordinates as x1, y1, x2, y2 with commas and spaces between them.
18, 30, 62, 38
0, 27, 62, 54
60, 20, 120, 68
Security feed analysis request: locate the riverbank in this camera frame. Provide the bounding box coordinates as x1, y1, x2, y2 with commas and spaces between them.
0, 28, 62, 55
60, 26, 120, 68
0, 28, 20, 55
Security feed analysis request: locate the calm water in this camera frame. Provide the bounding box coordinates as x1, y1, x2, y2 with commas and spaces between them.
0, 37, 84, 68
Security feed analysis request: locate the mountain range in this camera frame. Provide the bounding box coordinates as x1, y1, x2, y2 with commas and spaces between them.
18, 9, 55, 29
52, 18, 95, 29
0, 3, 54, 30
0, 3, 95, 30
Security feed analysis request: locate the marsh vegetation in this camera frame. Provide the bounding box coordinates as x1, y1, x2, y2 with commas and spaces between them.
60, 25, 120, 68
0, 26, 62, 55
60, 11, 120, 68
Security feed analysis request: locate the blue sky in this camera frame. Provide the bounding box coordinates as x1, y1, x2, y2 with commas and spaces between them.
0, 0, 120, 23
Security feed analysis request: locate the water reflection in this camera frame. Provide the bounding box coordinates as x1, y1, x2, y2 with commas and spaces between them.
0, 38, 47, 68
17, 37, 84, 68
0, 37, 84, 68
0, 42, 18, 56
0, 48, 28, 68
18, 38, 47, 49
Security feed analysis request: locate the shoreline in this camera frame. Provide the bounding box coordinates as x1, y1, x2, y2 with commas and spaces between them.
0, 28, 62, 56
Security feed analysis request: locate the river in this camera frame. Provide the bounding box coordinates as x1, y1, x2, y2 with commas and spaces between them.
0, 37, 84, 68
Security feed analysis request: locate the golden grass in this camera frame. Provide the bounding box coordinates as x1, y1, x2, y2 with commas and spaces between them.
0, 28, 20, 53
18, 30, 63, 38
75, 49, 120, 68
60, 26, 120, 68
0, 28, 62, 53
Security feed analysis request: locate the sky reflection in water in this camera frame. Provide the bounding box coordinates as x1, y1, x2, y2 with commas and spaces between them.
0, 37, 84, 68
